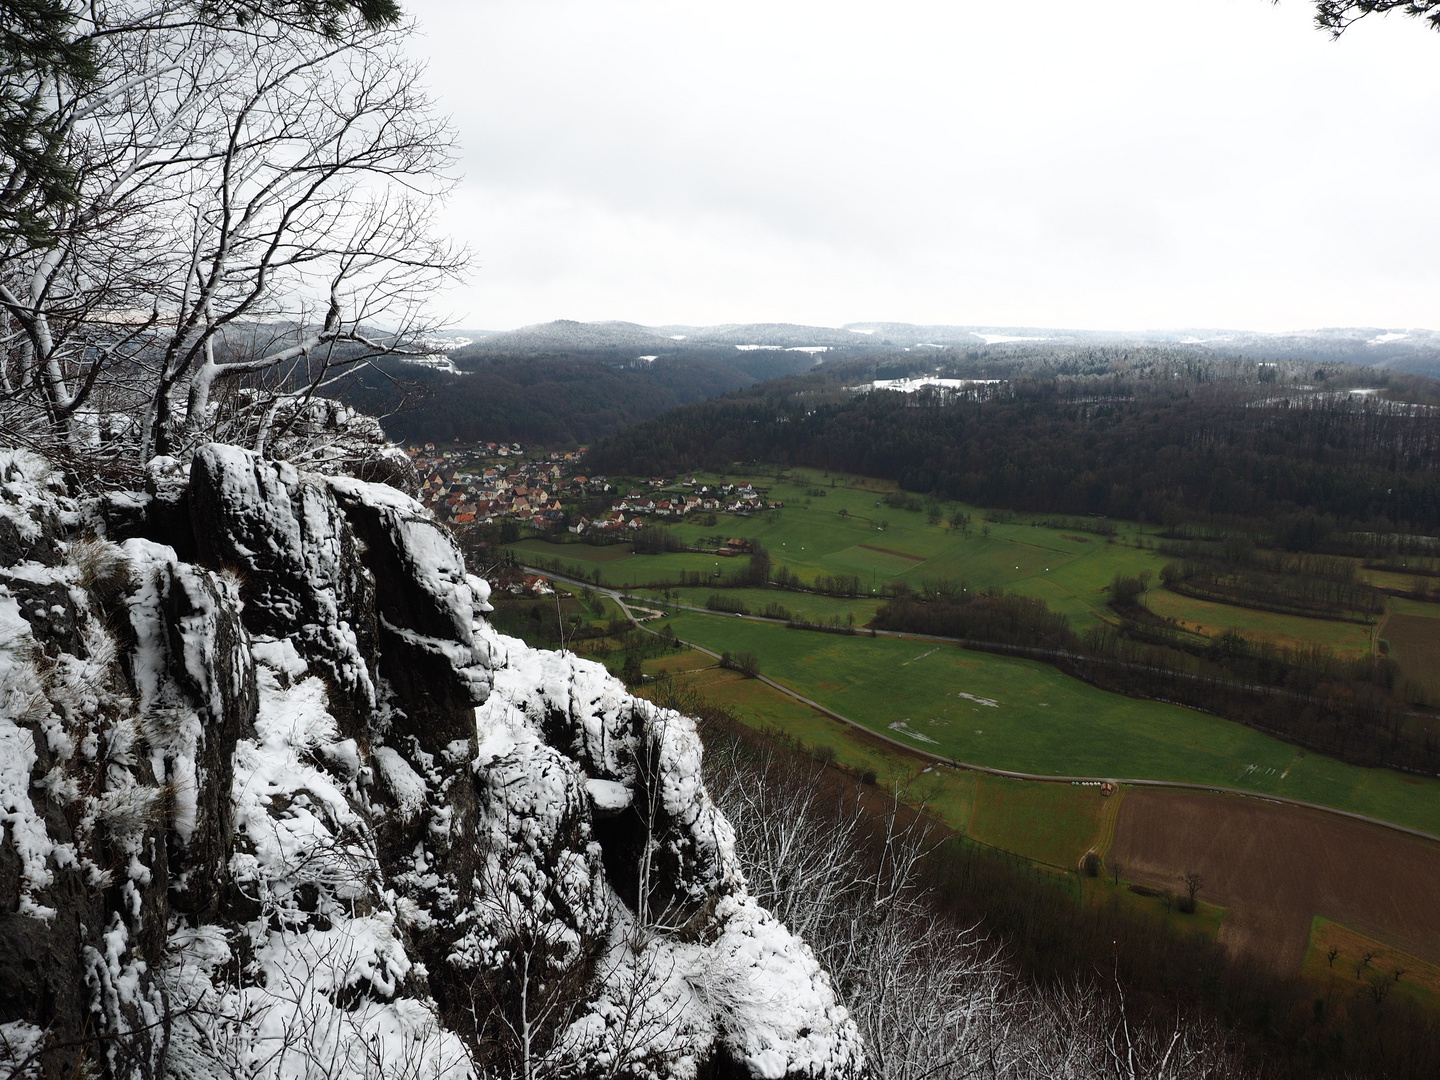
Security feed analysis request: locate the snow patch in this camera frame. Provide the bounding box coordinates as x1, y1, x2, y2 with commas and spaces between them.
888, 720, 939, 745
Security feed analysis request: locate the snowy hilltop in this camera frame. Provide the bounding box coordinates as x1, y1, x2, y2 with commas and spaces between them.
0, 443, 862, 1079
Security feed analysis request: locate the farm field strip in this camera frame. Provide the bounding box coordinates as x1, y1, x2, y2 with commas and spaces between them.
1381, 608, 1440, 700
534, 565, 1440, 839
625, 639, 1440, 979
1112, 789, 1440, 973
1300, 917, 1440, 1009
516, 467, 1405, 653
651, 607, 1440, 838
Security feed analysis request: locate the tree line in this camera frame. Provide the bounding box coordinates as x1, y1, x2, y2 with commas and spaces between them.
591, 366, 1440, 535
341, 349, 817, 448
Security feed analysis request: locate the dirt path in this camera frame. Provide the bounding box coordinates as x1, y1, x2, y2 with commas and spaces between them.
1111, 788, 1440, 973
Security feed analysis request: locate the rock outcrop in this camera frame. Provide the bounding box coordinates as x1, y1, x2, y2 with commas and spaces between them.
0, 444, 862, 1080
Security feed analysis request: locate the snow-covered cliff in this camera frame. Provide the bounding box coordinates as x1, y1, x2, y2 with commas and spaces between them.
0, 445, 862, 1080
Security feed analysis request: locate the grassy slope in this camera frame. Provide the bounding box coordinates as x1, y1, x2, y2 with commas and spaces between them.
518, 468, 1398, 651
647, 654, 1229, 944
1301, 917, 1440, 1011
657, 611, 1440, 837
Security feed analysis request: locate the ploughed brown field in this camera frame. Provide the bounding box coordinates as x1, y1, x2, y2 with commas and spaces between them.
1110, 789, 1440, 974
1384, 612, 1440, 700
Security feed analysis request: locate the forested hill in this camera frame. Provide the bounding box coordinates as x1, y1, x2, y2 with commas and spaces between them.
590, 350, 1440, 535
340, 347, 824, 446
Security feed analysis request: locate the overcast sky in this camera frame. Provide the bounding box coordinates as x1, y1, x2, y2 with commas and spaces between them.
407, 0, 1439, 333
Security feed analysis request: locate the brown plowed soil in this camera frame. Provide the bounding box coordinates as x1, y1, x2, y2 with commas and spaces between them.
856, 543, 926, 561
1110, 789, 1440, 974
1384, 612, 1440, 699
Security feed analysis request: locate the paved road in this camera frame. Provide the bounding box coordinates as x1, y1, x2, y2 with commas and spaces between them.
524, 566, 1440, 846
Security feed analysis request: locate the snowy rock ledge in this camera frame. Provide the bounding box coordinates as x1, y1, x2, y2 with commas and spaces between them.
0, 443, 863, 1080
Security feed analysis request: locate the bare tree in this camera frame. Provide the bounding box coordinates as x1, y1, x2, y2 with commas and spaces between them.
1, 1, 461, 475
1181, 871, 1205, 914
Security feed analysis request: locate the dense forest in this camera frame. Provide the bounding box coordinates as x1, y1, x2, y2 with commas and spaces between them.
592, 350, 1440, 534
339, 346, 823, 446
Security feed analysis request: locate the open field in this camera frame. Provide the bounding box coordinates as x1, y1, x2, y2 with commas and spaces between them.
649, 658, 958, 813
1300, 917, 1440, 1011
634, 585, 883, 626
966, 774, 1113, 871
647, 646, 1440, 976
1109, 789, 1440, 974
1381, 609, 1440, 702
1360, 566, 1440, 600
1146, 588, 1376, 656
516, 467, 1172, 630
656, 610, 1440, 836
520, 468, 1419, 660
644, 653, 1116, 863
1385, 595, 1440, 619
1080, 873, 1229, 941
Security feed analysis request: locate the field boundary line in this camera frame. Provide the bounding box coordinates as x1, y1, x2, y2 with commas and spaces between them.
524, 566, 1440, 847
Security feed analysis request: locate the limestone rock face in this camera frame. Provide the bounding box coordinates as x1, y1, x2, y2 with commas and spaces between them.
0, 443, 864, 1080
121, 540, 256, 915
188, 443, 378, 729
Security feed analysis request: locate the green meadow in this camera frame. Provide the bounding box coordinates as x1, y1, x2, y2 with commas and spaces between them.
634, 585, 883, 626
657, 610, 1440, 838
640, 654, 1107, 871
518, 467, 1171, 629
518, 467, 1386, 654
1145, 589, 1376, 655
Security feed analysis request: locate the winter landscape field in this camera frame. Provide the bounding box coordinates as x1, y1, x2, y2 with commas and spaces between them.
7, 0, 1440, 1078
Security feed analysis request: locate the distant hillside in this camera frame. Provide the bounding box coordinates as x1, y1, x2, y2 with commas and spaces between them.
840, 323, 1440, 376
427, 319, 1440, 378
340, 347, 825, 447
342, 319, 1440, 448
591, 347, 1440, 534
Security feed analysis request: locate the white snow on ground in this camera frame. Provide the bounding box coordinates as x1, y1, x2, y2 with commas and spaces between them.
970, 333, 1047, 344
888, 720, 939, 745
957, 692, 999, 708
373, 745, 429, 823
1368, 332, 1408, 345
559, 893, 860, 1080
585, 777, 633, 813
166, 643, 474, 1079
475, 624, 864, 1076
735, 344, 783, 351
852, 376, 1002, 393
0, 449, 64, 558
0, 1019, 46, 1075
0, 590, 61, 919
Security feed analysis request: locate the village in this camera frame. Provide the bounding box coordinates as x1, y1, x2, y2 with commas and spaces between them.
404, 442, 781, 535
